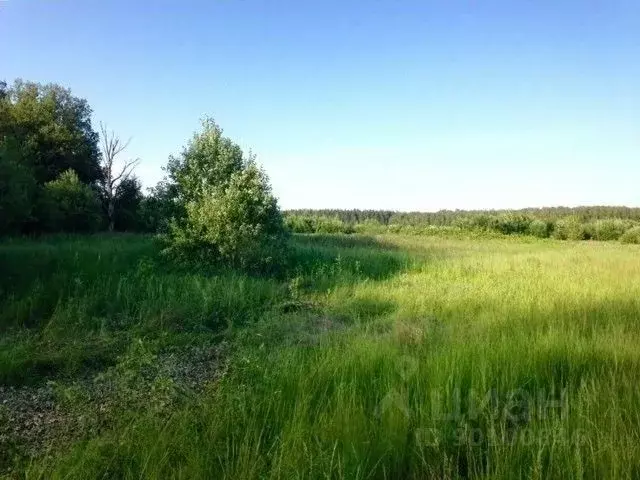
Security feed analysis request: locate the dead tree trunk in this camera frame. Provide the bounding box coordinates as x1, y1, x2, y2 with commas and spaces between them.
100, 123, 139, 232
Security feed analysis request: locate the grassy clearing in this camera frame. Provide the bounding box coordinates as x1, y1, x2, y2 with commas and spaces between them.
2, 234, 640, 478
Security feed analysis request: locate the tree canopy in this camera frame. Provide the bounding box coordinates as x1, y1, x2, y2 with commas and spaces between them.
0, 79, 101, 186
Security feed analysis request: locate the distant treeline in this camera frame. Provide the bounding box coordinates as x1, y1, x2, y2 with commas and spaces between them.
287, 207, 640, 226
284, 208, 640, 244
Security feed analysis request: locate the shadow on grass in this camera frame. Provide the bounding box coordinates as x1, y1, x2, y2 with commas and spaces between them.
0, 233, 420, 386
287, 233, 410, 284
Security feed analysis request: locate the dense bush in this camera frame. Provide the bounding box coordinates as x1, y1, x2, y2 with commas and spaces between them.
169, 162, 288, 271
353, 218, 385, 234
164, 118, 244, 206
527, 219, 551, 238
284, 214, 316, 234
282, 211, 640, 244
552, 216, 586, 241
165, 119, 289, 271
487, 213, 533, 235
584, 219, 635, 241
620, 227, 640, 244
453, 214, 492, 231
137, 181, 182, 233
112, 177, 144, 231
285, 214, 353, 234
41, 169, 101, 232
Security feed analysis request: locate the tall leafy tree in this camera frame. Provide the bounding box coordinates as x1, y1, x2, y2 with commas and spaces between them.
165, 117, 245, 205
0, 79, 101, 185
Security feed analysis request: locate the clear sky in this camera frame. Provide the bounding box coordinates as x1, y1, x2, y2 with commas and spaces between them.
2, 1, 639, 211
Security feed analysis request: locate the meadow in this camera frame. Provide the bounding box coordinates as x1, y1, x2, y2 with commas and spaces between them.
2, 232, 640, 478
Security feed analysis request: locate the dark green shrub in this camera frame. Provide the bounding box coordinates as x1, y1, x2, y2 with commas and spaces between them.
0, 139, 36, 234
41, 169, 101, 232
620, 226, 640, 244
584, 219, 635, 241
488, 213, 533, 235
552, 216, 586, 241
112, 177, 143, 231
528, 219, 551, 238
285, 214, 354, 234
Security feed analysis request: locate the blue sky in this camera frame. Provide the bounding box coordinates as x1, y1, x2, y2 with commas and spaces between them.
2, 1, 639, 210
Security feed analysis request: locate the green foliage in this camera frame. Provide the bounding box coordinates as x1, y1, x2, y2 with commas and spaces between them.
552, 216, 587, 240
112, 177, 143, 231
353, 218, 386, 234
139, 181, 182, 233
165, 119, 289, 271
169, 163, 289, 272
42, 170, 101, 232
527, 219, 551, 238
0, 138, 36, 234
584, 219, 635, 241
289, 206, 640, 226
284, 214, 316, 233
0, 79, 104, 234
285, 214, 354, 234
165, 117, 245, 206
453, 214, 492, 230
0, 79, 100, 185
285, 210, 640, 244
487, 213, 533, 235
620, 226, 640, 244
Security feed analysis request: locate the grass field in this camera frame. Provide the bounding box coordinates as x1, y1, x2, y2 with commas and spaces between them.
2, 233, 640, 478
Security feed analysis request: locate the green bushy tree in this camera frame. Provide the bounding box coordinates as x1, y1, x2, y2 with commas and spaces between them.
488, 213, 533, 235
285, 214, 316, 233
552, 216, 586, 241
353, 218, 385, 234
620, 226, 640, 244
527, 219, 551, 238
42, 169, 101, 232
584, 219, 635, 241
0, 80, 100, 185
165, 118, 289, 271
165, 118, 245, 206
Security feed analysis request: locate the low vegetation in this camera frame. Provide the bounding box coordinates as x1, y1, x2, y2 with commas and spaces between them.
2, 233, 640, 478
285, 210, 640, 243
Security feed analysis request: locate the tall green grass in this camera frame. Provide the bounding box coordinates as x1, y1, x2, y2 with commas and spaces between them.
3, 234, 640, 478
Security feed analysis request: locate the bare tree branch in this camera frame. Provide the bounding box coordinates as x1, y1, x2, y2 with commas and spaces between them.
99, 123, 140, 232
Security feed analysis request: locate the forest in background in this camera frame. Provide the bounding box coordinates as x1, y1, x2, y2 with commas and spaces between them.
286, 207, 640, 242
2, 78, 640, 246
